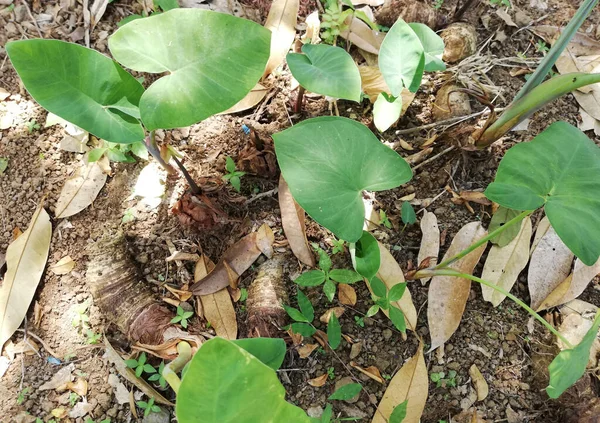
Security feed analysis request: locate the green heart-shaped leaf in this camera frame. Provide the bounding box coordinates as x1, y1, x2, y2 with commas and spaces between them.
379, 18, 425, 95
286, 43, 361, 102
408, 23, 446, 72
177, 338, 311, 423
485, 122, 600, 265
274, 117, 412, 242
108, 9, 271, 130
232, 338, 286, 370
6, 40, 145, 143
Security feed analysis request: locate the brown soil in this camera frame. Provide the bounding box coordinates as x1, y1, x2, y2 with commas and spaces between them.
1, 0, 600, 422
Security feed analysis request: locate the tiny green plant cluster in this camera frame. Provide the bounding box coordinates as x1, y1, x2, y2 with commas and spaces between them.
367, 276, 407, 332
170, 306, 194, 329
222, 156, 246, 192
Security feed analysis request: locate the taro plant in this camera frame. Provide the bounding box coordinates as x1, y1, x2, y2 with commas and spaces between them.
6, 9, 271, 191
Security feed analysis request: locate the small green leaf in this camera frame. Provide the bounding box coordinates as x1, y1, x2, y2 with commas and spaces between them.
294, 270, 326, 287
118, 14, 144, 27
138, 352, 147, 365
388, 283, 406, 302
327, 313, 341, 350
225, 156, 236, 173
171, 315, 182, 324
283, 305, 310, 323
143, 364, 156, 374
154, 0, 179, 11
151, 405, 161, 413
286, 44, 361, 102
181, 319, 188, 329
369, 276, 387, 298
182, 311, 194, 319
329, 269, 362, 284
353, 231, 380, 280
148, 374, 161, 381
135, 366, 143, 378
297, 290, 314, 322
314, 246, 332, 273
547, 312, 600, 398
88, 148, 107, 163
328, 383, 362, 401
125, 359, 138, 368
0, 158, 7, 174
137, 401, 148, 408
389, 305, 406, 333
401, 202, 416, 225
366, 304, 380, 317
489, 206, 522, 247
323, 279, 337, 302
230, 176, 241, 192
373, 93, 403, 132
232, 338, 287, 370
389, 400, 408, 423
291, 322, 317, 337
408, 23, 446, 72
321, 404, 333, 423
130, 141, 149, 160
106, 148, 135, 163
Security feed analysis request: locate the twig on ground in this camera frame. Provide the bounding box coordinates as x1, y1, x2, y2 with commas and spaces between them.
245, 187, 278, 204
21, 0, 42, 38
16, 329, 60, 359
395, 108, 502, 136
412, 146, 456, 172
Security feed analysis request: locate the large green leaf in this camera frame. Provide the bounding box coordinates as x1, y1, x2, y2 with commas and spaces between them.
485, 122, 600, 265
177, 338, 310, 423
286, 44, 361, 102
273, 117, 412, 242
6, 40, 144, 143
232, 338, 287, 371
352, 231, 380, 280
379, 18, 425, 95
108, 9, 271, 130
408, 23, 446, 72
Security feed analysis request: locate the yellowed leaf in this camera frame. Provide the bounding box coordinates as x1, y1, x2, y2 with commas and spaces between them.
481, 217, 532, 307
359, 66, 416, 110
338, 284, 357, 306
66, 378, 88, 396
0, 203, 52, 348
200, 289, 238, 340
308, 373, 328, 387
529, 224, 574, 311
263, 0, 299, 77
373, 242, 417, 331
55, 162, 107, 218
298, 343, 318, 359
469, 364, 488, 401
372, 342, 428, 423
350, 361, 384, 383
301, 10, 321, 44
417, 211, 439, 285
341, 16, 384, 55
50, 255, 76, 275
220, 84, 268, 114
319, 307, 345, 324
428, 222, 487, 350
279, 175, 315, 267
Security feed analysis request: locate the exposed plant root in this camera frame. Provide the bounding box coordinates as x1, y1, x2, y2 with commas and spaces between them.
87, 232, 175, 345
246, 254, 288, 338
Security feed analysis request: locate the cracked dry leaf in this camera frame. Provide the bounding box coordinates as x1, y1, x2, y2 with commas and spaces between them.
338, 283, 357, 306
320, 307, 345, 324
263, 0, 299, 77
279, 175, 315, 267
350, 362, 384, 383
298, 343, 318, 359
481, 217, 532, 307
55, 161, 107, 218
417, 211, 439, 285
428, 222, 487, 351
469, 364, 489, 401
0, 202, 52, 348
372, 342, 427, 423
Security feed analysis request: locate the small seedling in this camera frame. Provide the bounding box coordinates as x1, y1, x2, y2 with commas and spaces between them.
321, 1, 353, 45
137, 397, 161, 417
170, 306, 194, 329
379, 209, 392, 229
0, 157, 8, 175
400, 202, 416, 226
535, 40, 549, 54
366, 277, 407, 332
331, 238, 345, 255
72, 299, 91, 330
148, 361, 167, 388
433, 0, 443, 9
327, 367, 336, 380
284, 290, 316, 337
17, 387, 30, 405
122, 208, 135, 224
354, 316, 365, 328
222, 156, 246, 192
293, 245, 362, 302
489, 0, 511, 6
24, 119, 40, 133
69, 392, 80, 407
85, 330, 102, 345
125, 352, 157, 378
430, 370, 458, 388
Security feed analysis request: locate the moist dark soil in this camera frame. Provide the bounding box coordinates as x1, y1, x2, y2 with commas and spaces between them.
1, 0, 600, 422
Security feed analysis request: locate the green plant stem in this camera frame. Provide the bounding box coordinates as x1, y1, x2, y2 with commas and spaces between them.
431, 269, 574, 348
162, 341, 192, 394
172, 155, 201, 194
435, 210, 531, 269
145, 130, 174, 173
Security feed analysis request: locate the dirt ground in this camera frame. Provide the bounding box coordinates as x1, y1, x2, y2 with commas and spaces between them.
1, 0, 600, 422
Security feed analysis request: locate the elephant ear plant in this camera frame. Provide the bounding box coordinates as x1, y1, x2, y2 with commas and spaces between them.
6, 8, 271, 191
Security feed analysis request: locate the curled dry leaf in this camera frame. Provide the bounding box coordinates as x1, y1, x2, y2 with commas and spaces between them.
320, 307, 345, 324
298, 343, 318, 359
481, 217, 532, 307
0, 203, 52, 348
50, 255, 76, 275
279, 175, 315, 267
428, 222, 487, 351
350, 362, 384, 384
372, 342, 427, 423
372, 241, 417, 331
417, 211, 439, 285
301, 10, 321, 44
338, 283, 357, 306
263, 0, 299, 77
192, 224, 274, 295
469, 364, 489, 401
66, 378, 88, 396
341, 16, 385, 55
528, 224, 574, 311
55, 162, 107, 218
308, 373, 328, 387
220, 83, 268, 114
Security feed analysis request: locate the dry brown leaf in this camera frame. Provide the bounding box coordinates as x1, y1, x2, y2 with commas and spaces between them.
417, 211, 439, 285
350, 362, 384, 384
538, 257, 600, 311
301, 10, 321, 44
279, 175, 315, 267
481, 217, 532, 307
164, 284, 193, 302
530, 216, 551, 255
50, 255, 76, 275
89, 0, 108, 29
338, 283, 357, 306
200, 289, 238, 339
529, 224, 574, 311
319, 307, 345, 324
34, 301, 43, 327
341, 16, 385, 54
287, 328, 303, 346
428, 222, 487, 351
308, 373, 328, 387
40, 363, 74, 391
66, 378, 88, 396
372, 342, 427, 423
192, 224, 274, 295
358, 66, 416, 110
313, 329, 328, 348
372, 242, 417, 331
55, 162, 107, 218
104, 338, 173, 406
220, 84, 269, 114
496, 9, 517, 27
297, 343, 318, 359
469, 364, 488, 401
0, 203, 52, 348
263, 0, 299, 77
